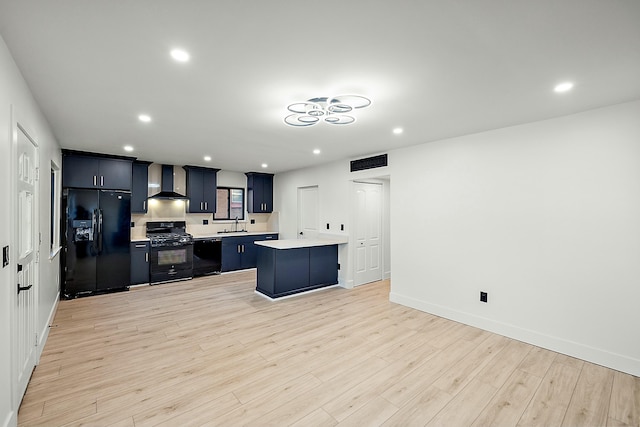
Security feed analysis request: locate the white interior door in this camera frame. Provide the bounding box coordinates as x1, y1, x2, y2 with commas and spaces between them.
14, 124, 39, 403
297, 186, 318, 239
354, 182, 382, 286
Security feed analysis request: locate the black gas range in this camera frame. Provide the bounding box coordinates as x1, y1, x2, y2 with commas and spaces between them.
146, 221, 194, 284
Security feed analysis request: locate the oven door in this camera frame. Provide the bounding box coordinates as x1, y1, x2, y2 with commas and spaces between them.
149, 244, 193, 283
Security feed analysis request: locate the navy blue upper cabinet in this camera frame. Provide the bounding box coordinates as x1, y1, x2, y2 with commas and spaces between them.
246, 172, 274, 213
183, 166, 219, 213
62, 151, 133, 190
131, 161, 151, 213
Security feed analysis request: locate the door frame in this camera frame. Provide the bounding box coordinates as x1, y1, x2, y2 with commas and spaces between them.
10, 106, 40, 410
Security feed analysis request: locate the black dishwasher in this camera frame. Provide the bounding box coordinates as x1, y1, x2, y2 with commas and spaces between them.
193, 238, 222, 276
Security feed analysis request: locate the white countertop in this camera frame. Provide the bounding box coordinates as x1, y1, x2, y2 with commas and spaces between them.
191, 231, 278, 239
131, 231, 277, 242
255, 237, 348, 249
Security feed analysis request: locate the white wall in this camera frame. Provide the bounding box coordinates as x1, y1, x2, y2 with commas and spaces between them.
0, 34, 62, 427
274, 100, 640, 376
389, 100, 640, 376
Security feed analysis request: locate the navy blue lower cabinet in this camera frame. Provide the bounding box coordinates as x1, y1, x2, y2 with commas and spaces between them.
221, 238, 242, 272
256, 243, 339, 298
130, 242, 150, 285
309, 245, 338, 286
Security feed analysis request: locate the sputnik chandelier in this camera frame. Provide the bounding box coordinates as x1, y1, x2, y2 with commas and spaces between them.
284, 95, 371, 127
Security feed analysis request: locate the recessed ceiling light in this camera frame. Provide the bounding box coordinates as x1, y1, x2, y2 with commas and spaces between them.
554, 82, 574, 93
393, 128, 403, 134
313, 149, 321, 155
203, 155, 211, 161
138, 114, 151, 123
170, 49, 190, 62
261, 163, 268, 168
123, 145, 134, 152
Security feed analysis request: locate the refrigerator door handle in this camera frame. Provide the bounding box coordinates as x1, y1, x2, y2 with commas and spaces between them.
91, 209, 97, 242
97, 209, 104, 253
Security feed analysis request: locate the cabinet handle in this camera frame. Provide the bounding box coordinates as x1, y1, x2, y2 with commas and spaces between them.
237, 245, 241, 254
242, 244, 245, 253
143, 200, 146, 210
93, 175, 97, 186
204, 202, 208, 210
100, 176, 104, 187
200, 202, 204, 211
145, 253, 149, 262
135, 244, 146, 248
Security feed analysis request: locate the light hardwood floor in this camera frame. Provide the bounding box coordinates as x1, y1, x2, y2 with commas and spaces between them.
19, 271, 640, 427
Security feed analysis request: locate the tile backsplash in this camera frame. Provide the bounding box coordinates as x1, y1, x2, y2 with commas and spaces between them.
130, 199, 278, 239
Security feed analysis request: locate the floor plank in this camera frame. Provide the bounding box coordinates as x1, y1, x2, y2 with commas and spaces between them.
15, 271, 637, 427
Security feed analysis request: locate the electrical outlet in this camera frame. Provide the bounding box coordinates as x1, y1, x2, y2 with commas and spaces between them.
203, 219, 208, 225
341, 224, 344, 231
326, 223, 330, 230
250, 219, 255, 224
480, 292, 488, 303
130, 221, 135, 228
337, 263, 340, 270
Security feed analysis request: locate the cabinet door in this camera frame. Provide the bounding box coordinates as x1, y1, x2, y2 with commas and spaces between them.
202, 169, 217, 213
63, 155, 99, 188
262, 174, 273, 212
309, 245, 338, 286
130, 242, 150, 284
240, 236, 258, 269
221, 238, 242, 272
131, 162, 149, 213
274, 248, 310, 294
99, 158, 132, 190
185, 168, 205, 213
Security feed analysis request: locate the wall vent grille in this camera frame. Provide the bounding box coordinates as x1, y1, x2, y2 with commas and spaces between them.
350, 154, 388, 172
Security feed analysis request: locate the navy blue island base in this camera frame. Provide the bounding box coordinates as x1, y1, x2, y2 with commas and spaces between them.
255, 243, 339, 299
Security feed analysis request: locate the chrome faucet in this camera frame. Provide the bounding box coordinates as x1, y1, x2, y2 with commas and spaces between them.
234, 216, 239, 232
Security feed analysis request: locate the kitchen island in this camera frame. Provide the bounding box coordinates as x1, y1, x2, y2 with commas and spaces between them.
255, 238, 347, 299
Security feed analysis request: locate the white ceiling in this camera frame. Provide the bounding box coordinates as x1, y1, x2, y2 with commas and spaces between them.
1, 1, 639, 174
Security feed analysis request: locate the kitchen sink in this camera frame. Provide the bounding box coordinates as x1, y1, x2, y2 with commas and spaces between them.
217, 230, 248, 234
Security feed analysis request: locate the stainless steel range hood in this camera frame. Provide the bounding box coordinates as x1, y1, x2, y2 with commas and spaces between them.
148, 164, 188, 200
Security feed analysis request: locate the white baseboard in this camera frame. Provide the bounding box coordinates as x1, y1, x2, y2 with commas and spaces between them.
390, 291, 640, 377
383, 270, 391, 280
340, 279, 354, 289
36, 291, 60, 364
2, 409, 16, 427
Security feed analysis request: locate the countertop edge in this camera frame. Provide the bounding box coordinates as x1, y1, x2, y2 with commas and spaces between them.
131, 231, 278, 242
191, 231, 279, 239
255, 238, 348, 249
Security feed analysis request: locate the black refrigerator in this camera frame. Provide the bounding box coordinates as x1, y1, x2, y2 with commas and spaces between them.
62, 188, 131, 298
